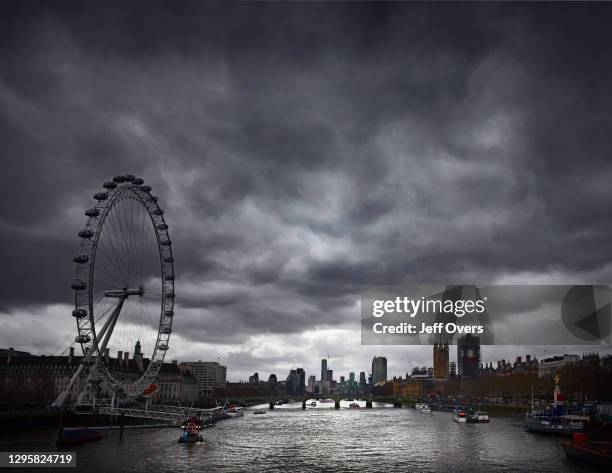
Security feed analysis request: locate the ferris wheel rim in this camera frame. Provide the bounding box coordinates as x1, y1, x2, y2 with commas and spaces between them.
70, 176, 175, 400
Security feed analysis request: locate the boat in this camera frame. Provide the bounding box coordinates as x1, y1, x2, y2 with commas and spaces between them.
178, 419, 203, 443
525, 411, 586, 435
415, 402, 427, 410
525, 378, 588, 436
309, 401, 317, 407
319, 399, 335, 404
227, 406, 245, 417
349, 402, 360, 409
420, 404, 431, 414
57, 427, 103, 447
468, 411, 489, 423
563, 433, 612, 468
452, 409, 467, 423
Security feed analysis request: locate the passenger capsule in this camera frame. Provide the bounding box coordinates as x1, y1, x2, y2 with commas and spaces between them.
141, 185, 152, 192
132, 178, 144, 185
156, 223, 168, 230
94, 192, 108, 201
124, 174, 136, 182
103, 181, 117, 190
165, 274, 175, 281
150, 196, 158, 202
73, 254, 89, 264
158, 344, 169, 351
164, 257, 174, 263
78, 229, 94, 239
71, 280, 87, 291
72, 308, 88, 318
166, 292, 175, 299
75, 334, 91, 344
85, 208, 100, 217
152, 208, 164, 215
164, 310, 174, 317
161, 327, 172, 335
161, 240, 171, 247
113, 175, 126, 183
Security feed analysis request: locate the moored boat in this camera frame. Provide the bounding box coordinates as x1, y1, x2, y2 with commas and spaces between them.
453, 409, 467, 423
563, 433, 612, 468
57, 427, 103, 447
525, 411, 586, 435
349, 402, 360, 409
227, 406, 245, 417
468, 411, 489, 423
420, 404, 431, 414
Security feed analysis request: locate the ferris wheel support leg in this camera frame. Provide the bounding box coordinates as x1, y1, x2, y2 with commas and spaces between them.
97, 296, 126, 356
52, 362, 86, 408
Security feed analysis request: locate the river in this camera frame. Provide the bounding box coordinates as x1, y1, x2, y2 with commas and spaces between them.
0, 403, 593, 472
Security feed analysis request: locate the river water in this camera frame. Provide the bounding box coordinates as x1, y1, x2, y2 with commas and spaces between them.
0, 403, 594, 472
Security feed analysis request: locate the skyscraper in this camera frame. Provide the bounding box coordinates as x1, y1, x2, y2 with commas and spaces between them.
372, 356, 388, 384
296, 368, 306, 394
349, 372, 355, 383
457, 334, 480, 377
307, 375, 316, 393
321, 358, 327, 382
359, 371, 366, 388
433, 343, 449, 379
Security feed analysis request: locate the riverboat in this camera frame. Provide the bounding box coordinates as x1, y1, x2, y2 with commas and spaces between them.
227, 406, 245, 417
452, 409, 467, 423
468, 411, 489, 423
178, 418, 203, 444
563, 433, 612, 468
57, 427, 103, 447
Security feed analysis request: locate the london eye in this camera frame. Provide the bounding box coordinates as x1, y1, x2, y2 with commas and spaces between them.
54, 175, 175, 406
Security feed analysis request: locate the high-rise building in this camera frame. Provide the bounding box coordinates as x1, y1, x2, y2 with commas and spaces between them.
359, 371, 366, 387
179, 361, 227, 399
457, 334, 481, 377
349, 372, 355, 383
287, 368, 306, 395
433, 343, 449, 379
286, 369, 298, 395
327, 369, 333, 382
321, 359, 327, 382
372, 356, 387, 384
296, 368, 306, 394
268, 374, 277, 393
307, 375, 316, 393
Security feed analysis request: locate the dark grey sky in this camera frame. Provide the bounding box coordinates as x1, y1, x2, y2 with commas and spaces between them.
1, 1, 611, 380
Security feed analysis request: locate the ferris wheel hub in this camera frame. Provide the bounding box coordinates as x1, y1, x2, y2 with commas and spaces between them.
104, 287, 144, 298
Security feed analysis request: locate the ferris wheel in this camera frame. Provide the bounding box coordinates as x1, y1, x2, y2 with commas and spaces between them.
54, 175, 175, 406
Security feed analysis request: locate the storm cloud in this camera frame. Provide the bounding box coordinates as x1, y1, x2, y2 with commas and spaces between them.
1, 1, 612, 380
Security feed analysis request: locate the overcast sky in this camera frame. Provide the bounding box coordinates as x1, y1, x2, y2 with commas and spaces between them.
1, 2, 612, 381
